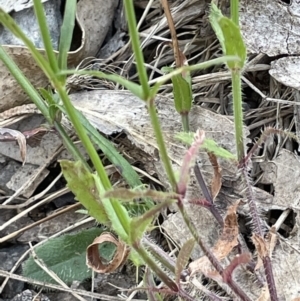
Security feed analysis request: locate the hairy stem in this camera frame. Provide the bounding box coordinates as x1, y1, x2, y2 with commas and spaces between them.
132, 242, 178, 292
241, 168, 278, 301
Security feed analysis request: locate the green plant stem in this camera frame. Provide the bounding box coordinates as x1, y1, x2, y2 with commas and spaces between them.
133, 242, 178, 292
33, 0, 59, 74
123, 0, 150, 99
56, 86, 130, 236
147, 98, 177, 190
231, 70, 244, 161
142, 237, 176, 274
230, 0, 239, 25
54, 121, 89, 167
55, 86, 112, 190
181, 113, 189, 133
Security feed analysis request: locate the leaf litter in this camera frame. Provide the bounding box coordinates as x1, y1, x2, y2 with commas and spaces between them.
1, 0, 300, 300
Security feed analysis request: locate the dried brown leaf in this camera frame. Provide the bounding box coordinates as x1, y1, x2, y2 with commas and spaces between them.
86, 232, 129, 273
188, 201, 239, 277
252, 234, 268, 271
207, 152, 222, 200
213, 201, 240, 259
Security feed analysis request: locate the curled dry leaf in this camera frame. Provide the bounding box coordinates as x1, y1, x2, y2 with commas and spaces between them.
0, 127, 26, 164
86, 232, 130, 273
207, 152, 222, 201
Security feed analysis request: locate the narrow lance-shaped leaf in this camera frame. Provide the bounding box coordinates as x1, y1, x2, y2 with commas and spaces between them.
129, 199, 175, 244
175, 238, 195, 285
176, 132, 236, 160
60, 160, 109, 224
177, 130, 205, 196
58, 105, 145, 190
92, 173, 131, 241
209, 4, 246, 70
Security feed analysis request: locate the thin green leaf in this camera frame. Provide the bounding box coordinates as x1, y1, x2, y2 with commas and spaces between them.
150, 55, 239, 98
58, 0, 77, 76
175, 238, 195, 284
33, 0, 59, 73
92, 173, 131, 242
129, 199, 175, 244
203, 138, 236, 160
171, 74, 192, 114
60, 160, 110, 224
210, 4, 246, 70
175, 132, 236, 160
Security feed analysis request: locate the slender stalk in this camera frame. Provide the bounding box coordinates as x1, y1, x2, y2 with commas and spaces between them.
123, 0, 150, 98
54, 85, 112, 191
231, 70, 244, 162
142, 236, 176, 274
133, 242, 178, 292
230, 0, 239, 25
181, 114, 190, 133
147, 98, 177, 190
33, 0, 59, 74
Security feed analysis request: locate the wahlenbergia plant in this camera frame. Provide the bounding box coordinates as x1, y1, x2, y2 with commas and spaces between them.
0, 0, 279, 300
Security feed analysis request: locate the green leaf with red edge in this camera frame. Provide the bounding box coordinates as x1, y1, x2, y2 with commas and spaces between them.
129, 199, 175, 244
175, 238, 195, 285
177, 130, 205, 195
176, 132, 236, 160
60, 160, 109, 224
